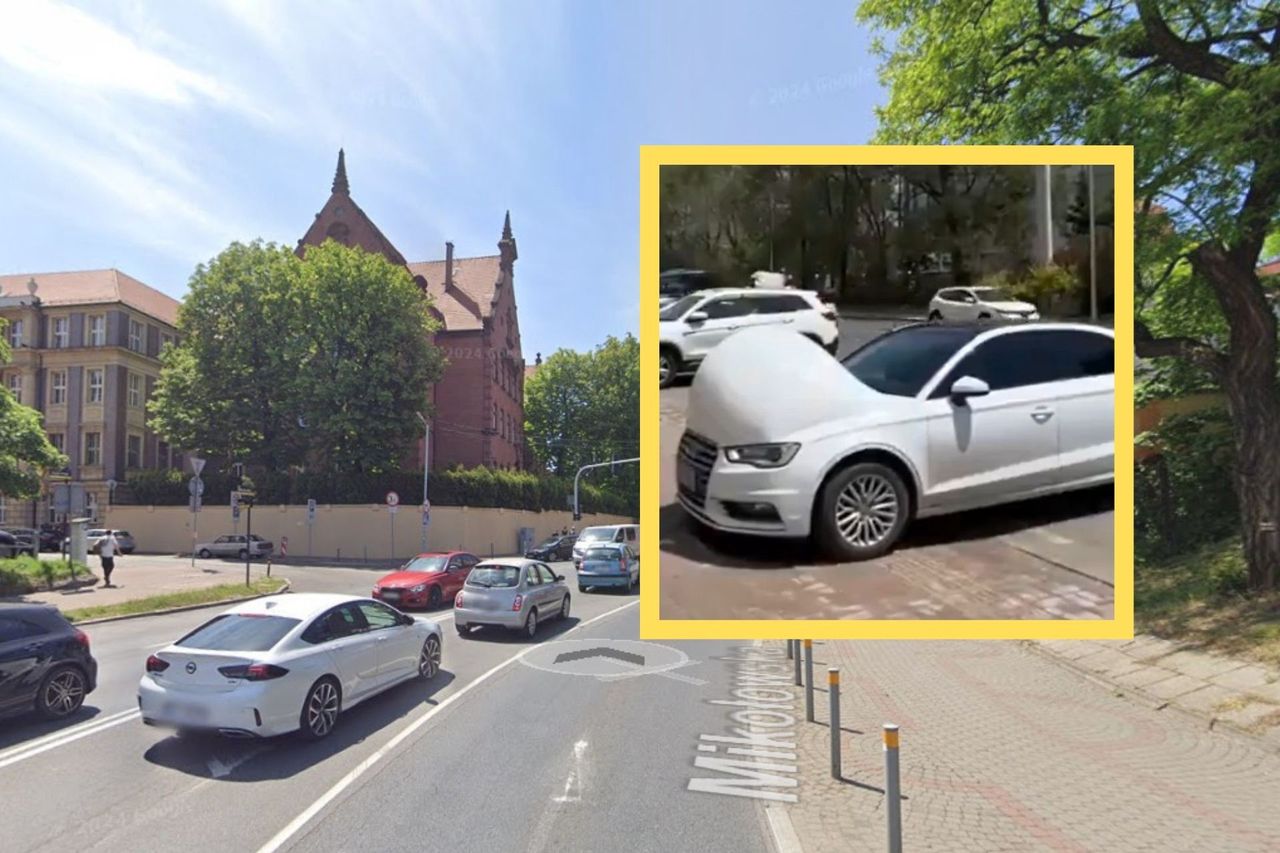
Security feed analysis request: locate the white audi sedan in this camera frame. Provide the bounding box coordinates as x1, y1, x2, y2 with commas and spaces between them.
677, 322, 1113, 560
138, 593, 443, 740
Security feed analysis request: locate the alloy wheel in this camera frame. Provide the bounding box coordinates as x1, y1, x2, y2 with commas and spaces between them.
42, 669, 85, 718
525, 608, 538, 638
659, 354, 673, 386
306, 681, 340, 738
833, 472, 900, 549
560, 594, 570, 620
419, 636, 441, 679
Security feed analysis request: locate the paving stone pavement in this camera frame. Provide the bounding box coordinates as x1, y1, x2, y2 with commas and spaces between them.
1037, 636, 1280, 745
776, 639, 1280, 852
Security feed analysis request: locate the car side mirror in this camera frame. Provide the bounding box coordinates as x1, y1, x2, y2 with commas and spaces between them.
686, 310, 709, 325
400, 614, 415, 626
949, 375, 990, 403
554, 574, 564, 582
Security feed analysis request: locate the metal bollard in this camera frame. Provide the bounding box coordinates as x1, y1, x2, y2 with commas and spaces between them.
793, 641, 802, 686
884, 724, 902, 853
786, 639, 793, 660
829, 668, 841, 778
803, 640, 814, 723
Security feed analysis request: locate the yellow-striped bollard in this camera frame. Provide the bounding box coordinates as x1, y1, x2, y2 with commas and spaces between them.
803, 640, 814, 722
828, 667, 841, 778
793, 640, 802, 686
884, 723, 902, 853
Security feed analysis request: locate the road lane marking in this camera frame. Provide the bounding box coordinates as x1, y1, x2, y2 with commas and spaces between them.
257, 599, 640, 853
0, 707, 138, 763
765, 804, 805, 853
552, 739, 589, 803
0, 709, 141, 770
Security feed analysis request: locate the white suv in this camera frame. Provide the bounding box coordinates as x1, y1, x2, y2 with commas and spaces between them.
659, 288, 839, 388
928, 286, 1039, 321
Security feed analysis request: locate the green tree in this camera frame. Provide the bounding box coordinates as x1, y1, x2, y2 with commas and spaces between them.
150, 240, 443, 477
0, 323, 66, 498
859, 0, 1280, 591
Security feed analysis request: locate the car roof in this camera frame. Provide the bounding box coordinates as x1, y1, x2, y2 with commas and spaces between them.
475, 557, 539, 568
0, 602, 62, 617
410, 551, 472, 558
226, 593, 367, 619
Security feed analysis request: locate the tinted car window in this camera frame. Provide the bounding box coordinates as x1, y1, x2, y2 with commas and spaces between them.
1051, 330, 1114, 378
753, 294, 811, 314
175, 614, 301, 651
0, 615, 46, 643
660, 294, 703, 321
585, 547, 622, 561
932, 329, 1114, 395
702, 297, 756, 320
843, 325, 984, 397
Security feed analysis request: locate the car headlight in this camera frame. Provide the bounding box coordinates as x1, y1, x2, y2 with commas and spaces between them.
724, 443, 801, 468
412, 584, 426, 593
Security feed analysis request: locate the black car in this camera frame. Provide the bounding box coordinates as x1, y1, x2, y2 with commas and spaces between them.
525, 533, 577, 562
0, 604, 98, 721
39, 526, 66, 552
0, 530, 18, 559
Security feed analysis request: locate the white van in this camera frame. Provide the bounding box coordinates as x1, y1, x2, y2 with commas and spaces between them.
571, 524, 639, 567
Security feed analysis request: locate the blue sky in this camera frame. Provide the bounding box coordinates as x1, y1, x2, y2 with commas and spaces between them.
0, 0, 882, 359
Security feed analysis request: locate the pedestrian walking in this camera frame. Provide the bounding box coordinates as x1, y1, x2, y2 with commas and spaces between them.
99, 529, 121, 587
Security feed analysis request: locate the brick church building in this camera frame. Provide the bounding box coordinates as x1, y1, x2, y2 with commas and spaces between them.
297, 150, 528, 471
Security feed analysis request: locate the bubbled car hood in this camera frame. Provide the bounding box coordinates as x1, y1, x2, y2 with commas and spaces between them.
684, 327, 909, 445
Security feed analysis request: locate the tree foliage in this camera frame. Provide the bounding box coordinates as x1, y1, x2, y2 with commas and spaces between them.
0, 323, 66, 499
523, 335, 639, 499
149, 240, 443, 476
859, 0, 1280, 590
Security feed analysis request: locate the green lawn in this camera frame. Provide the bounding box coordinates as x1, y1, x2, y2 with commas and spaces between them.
0, 556, 95, 597
1137, 538, 1280, 667
63, 577, 287, 623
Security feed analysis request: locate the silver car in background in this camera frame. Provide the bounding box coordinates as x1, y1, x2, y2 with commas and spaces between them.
62, 529, 137, 555
453, 559, 570, 639
195, 534, 274, 560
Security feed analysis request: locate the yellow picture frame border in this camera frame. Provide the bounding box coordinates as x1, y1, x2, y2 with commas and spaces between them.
639, 144, 1134, 641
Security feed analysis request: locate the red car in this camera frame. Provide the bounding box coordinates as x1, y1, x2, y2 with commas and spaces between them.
372, 551, 481, 610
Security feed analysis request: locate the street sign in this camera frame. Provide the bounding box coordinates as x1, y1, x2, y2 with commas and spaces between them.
307, 498, 317, 525
232, 504, 240, 521
189, 495, 202, 513
231, 491, 240, 509
385, 491, 400, 507
191, 457, 206, 477
389, 504, 399, 515
188, 477, 204, 497
52, 484, 70, 513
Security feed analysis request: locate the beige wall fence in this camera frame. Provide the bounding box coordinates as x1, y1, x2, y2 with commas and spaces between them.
103, 504, 636, 561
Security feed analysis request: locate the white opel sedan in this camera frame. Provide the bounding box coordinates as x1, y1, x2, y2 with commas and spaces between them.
677, 322, 1113, 560
138, 593, 443, 740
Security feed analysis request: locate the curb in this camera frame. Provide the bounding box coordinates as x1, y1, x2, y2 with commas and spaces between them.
1024, 640, 1280, 755
70, 578, 292, 626
838, 311, 924, 323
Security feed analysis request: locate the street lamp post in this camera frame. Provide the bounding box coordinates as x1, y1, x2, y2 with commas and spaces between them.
416, 412, 429, 551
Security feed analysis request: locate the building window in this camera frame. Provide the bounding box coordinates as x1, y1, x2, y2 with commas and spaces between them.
128, 319, 144, 352
52, 317, 69, 348
8, 318, 23, 348
127, 434, 142, 469
83, 432, 101, 466
49, 432, 64, 453
86, 315, 105, 347
127, 373, 142, 408
6, 372, 21, 403
86, 368, 104, 404
492, 403, 497, 432
50, 370, 66, 405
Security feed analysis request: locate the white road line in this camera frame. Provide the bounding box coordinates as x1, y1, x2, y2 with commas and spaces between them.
0, 709, 141, 770
256, 599, 640, 853
765, 804, 806, 853
0, 707, 137, 763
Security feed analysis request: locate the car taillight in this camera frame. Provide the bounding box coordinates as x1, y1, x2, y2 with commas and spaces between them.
219, 663, 289, 681
512, 594, 523, 611
619, 557, 629, 573
73, 628, 90, 650
146, 654, 169, 673
455, 591, 463, 607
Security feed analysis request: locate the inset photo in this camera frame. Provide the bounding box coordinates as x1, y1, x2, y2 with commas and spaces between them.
641, 146, 1133, 639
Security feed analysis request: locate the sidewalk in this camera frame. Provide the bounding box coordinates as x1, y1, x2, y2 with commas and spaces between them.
13, 554, 273, 610
776, 637, 1280, 852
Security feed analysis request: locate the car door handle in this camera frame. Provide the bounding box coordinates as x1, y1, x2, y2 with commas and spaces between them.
1030, 407, 1055, 423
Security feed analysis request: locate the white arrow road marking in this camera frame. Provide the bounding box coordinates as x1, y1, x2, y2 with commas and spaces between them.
0, 709, 140, 770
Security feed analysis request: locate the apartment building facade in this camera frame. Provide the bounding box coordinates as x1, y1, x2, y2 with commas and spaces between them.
0, 269, 183, 526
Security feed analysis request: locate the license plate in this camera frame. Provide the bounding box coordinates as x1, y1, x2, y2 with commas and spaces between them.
162, 702, 208, 723
677, 460, 696, 492
382, 590, 401, 599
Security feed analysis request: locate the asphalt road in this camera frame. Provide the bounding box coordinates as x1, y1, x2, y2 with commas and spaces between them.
0, 562, 774, 853
660, 317, 1116, 620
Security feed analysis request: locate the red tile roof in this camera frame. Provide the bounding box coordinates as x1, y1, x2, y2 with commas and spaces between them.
0, 268, 180, 327
408, 255, 502, 332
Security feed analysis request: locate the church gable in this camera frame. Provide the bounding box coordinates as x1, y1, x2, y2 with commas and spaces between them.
297, 149, 408, 266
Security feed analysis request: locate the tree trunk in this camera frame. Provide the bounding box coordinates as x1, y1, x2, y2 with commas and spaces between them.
1195, 243, 1280, 591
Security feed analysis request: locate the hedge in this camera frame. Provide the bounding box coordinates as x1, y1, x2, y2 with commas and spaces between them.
122, 465, 637, 517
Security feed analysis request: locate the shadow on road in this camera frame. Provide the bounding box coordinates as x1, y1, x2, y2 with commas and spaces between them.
0, 704, 115, 752
659, 485, 1113, 570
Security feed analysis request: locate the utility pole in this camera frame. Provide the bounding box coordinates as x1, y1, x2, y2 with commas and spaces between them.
573, 457, 640, 520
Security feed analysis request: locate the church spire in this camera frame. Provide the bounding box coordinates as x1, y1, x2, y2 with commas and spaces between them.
502, 209, 513, 241
332, 148, 349, 195
498, 209, 517, 268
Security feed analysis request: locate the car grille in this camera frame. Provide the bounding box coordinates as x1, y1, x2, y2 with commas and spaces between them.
677, 430, 717, 508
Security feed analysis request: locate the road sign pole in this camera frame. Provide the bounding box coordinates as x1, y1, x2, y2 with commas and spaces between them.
245, 501, 252, 587
884, 724, 902, 853
390, 509, 395, 560
804, 640, 815, 722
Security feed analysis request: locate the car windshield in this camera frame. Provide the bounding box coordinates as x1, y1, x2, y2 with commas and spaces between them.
403, 556, 448, 572
175, 614, 301, 651
466, 566, 521, 588
584, 547, 622, 561
972, 287, 1015, 302
659, 295, 702, 322
250, 534, 266, 541
578, 528, 614, 543
536, 536, 560, 547
842, 325, 983, 397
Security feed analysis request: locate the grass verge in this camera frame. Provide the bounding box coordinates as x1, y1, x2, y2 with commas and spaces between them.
63, 577, 287, 623
1137, 537, 1280, 668
0, 556, 95, 596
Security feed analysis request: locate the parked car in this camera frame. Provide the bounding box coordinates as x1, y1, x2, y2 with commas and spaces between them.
677, 322, 1113, 560
571, 524, 639, 567
0, 603, 98, 721
0, 530, 19, 559
453, 559, 570, 639
659, 268, 714, 309
577, 543, 639, 593
371, 551, 480, 610
927, 286, 1039, 322
39, 525, 65, 552
524, 533, 577, 562
659, 288, 839, 388
3, 527, 36, 557
195, 534, 274, 560
62, 529, 137, 555
137, 593, 443, 740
